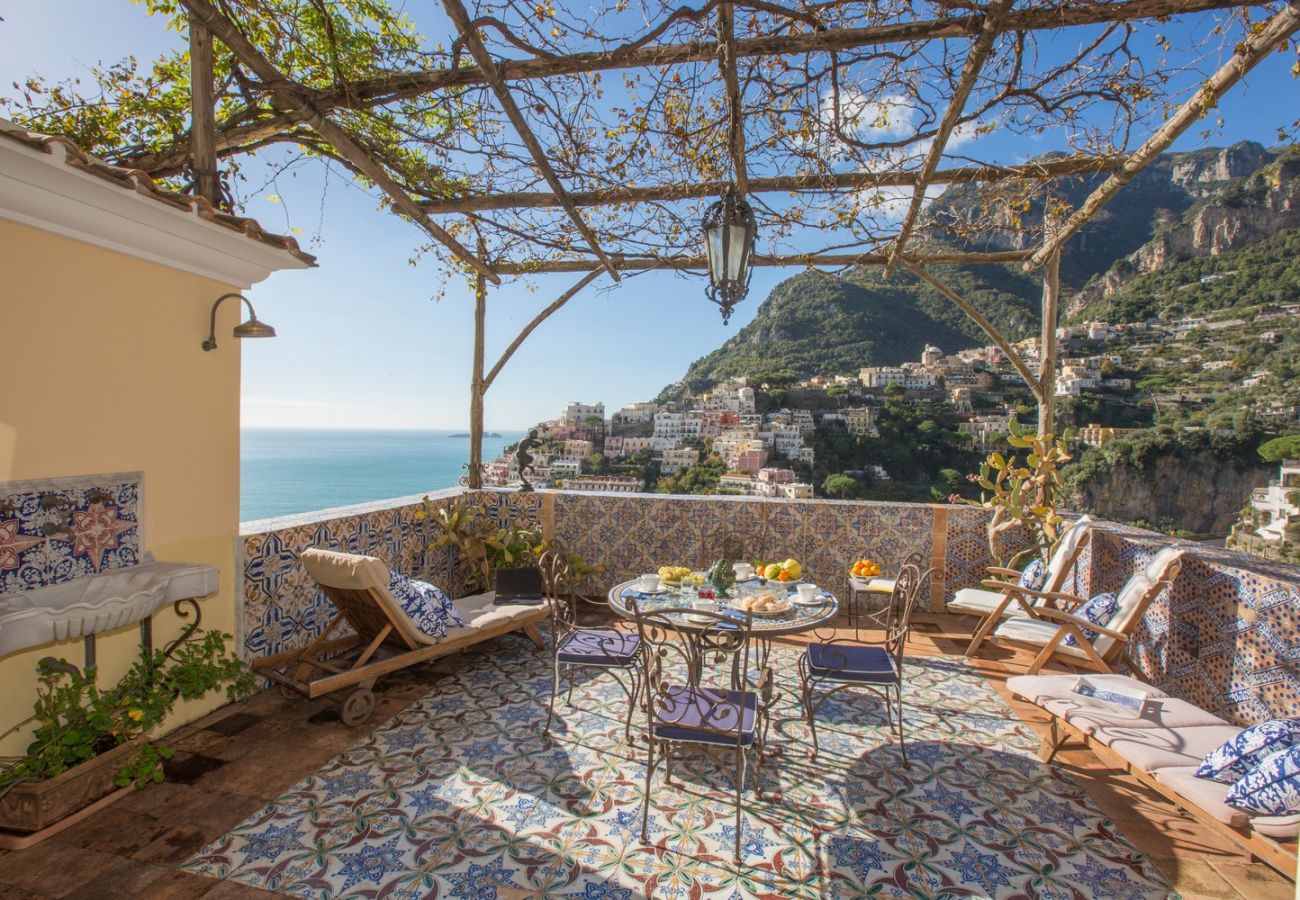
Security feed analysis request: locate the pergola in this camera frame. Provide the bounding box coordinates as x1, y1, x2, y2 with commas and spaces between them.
162, 0, 1298, 485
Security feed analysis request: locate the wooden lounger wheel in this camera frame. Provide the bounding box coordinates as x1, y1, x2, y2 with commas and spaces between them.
340, 688, 376, 726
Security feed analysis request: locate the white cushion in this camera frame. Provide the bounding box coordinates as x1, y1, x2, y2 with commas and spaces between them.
1095, 546, 1183, 657
300, 548, 390, 591
1096, 724, 1243, 774
442, 591, 544, 642
949, 587, 1011, 616
1009, 673, 1167, 706
1153, 767, 1299, 837
992, 617, 1093, 659
1043, 515, 1094, 589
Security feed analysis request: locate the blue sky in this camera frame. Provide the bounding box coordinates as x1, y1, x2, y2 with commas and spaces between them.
1, 2, 1296, 430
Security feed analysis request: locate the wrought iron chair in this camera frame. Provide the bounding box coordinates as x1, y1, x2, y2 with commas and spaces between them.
798, 562, 933, 765
540, 548, 642, 742
631, 601, 763, 864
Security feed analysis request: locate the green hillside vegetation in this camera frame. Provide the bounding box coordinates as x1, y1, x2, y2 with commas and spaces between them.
679, 264, 1039, 391
1074, 228, 1300, 323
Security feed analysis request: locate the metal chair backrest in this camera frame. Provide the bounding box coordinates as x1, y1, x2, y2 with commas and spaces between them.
886, 563, 934, 674
538, 548, 575, 647
630, 600, 755, 748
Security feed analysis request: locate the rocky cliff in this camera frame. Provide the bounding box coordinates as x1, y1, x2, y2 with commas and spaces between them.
1068, 148, 1298, 315
1070, 448, 1271, 536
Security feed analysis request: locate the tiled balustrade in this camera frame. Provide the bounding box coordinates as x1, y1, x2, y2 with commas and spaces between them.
238, 488, 1300, 727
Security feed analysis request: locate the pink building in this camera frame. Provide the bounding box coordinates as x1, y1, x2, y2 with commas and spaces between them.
735, 448, 768, 473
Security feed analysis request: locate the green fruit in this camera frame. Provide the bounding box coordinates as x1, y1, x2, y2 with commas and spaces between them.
764, 563, 782, 580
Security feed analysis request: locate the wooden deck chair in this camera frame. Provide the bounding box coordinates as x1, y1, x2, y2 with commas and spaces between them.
252, 548, 547, 725
983, 545, 1184, 675
960, 515, 1095, 657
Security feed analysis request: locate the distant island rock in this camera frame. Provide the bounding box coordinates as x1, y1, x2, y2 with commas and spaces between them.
448, 432, 501, 438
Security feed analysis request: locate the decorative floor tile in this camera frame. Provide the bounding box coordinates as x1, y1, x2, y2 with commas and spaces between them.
186, 637, 1173, 899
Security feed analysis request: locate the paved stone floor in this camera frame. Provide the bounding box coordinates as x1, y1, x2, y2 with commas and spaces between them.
0, 614, 1293, 899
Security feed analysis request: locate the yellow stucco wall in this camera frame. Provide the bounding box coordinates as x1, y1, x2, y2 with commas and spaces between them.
0, 218, 244, 757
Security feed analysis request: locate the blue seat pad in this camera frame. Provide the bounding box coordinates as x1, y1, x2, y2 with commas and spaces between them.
806, 643, 897, 684
652, 685, 758, 746
557, 628, 641, 665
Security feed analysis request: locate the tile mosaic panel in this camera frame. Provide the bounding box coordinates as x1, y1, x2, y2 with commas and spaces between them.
548, 493, 936, 604
0, 472, 143, 595
1065, 524, 1300, 727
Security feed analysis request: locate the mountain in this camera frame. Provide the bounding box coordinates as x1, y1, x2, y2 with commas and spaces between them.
675, 141, 1295, 392
677, 264, 1040, 392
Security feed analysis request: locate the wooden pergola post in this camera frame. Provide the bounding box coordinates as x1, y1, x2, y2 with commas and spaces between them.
187, 17, 219, 206
468, 243, 488, 490
1038, 247, 1061, 436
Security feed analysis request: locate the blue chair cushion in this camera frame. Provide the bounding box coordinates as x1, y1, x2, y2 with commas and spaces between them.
1018, 557, 1047, 592
1225, 745, 1300, 816
388, 573, 465, 639
652, 685, 758, 746
805, 643, 897, 684
557, 629, 640, 666
1198, 719, 1300, 784
1063, 591, 1118, 646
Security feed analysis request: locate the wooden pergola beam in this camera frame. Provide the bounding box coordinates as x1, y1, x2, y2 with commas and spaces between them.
887, 0, 1010, 276
718, 1, 747, 194
418, 156, 1124, 214
1024, 0, 1300, 271
483, 269, 606, 390
897, 258, 1042, 398
129, 0, 1264, 179
177, 0, 501, 284
442, 0, 620, 281
492, 248, 1033, 275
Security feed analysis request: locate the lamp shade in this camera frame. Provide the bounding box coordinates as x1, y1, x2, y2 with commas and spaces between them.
233, 317, 276, 339
702, 186, 756, 324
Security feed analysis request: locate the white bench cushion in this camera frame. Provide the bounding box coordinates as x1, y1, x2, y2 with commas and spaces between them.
949, 586, 1011, 616
1008, 673, 1167, 706
443, 591, 544, 642
993, 617, 1095, 659
1154, 767, 1300, 837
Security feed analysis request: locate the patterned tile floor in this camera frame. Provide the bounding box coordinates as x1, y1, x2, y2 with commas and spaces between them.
183, 634, 1174, 899
0, 618, 1293, 899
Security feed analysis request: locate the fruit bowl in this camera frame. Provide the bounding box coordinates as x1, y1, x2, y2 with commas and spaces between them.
752, 558, 803, 585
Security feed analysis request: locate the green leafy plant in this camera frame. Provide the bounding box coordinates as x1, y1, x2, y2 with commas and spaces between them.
420, 497, 499, 592
960, 420, 1075, 567
0, 630, 253, 792
487, 526, 546, 571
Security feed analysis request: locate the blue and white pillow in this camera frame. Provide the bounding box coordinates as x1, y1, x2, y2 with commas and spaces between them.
389, 573, 465, 639
1018, 557, 1047, 592
1197, 719, 1300, 784
1063, 591, 1118, 647
1225, 745, 1300, 817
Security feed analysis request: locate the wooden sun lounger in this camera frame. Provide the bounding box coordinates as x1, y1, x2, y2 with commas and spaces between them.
252, 548, 547, 725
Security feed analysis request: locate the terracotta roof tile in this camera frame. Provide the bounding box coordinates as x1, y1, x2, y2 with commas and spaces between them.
0, 119, 316, 267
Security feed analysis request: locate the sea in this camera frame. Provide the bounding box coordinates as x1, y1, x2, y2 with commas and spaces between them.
240, 428, 526, 523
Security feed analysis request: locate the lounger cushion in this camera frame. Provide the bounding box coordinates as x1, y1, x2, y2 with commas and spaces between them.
441, 592, 545, 642
1008, 673, 1167, 706
300, 548, 391, 592
1155, 767, 1252, 827
992, 617, 1094, 659
1154, 766, 1300, 837
1196, 718, 1300, 784
388, 573, 465, 639
949, 587, 1011, 616
1225, 746, 1300, 817
1096, 724, 1244, 774
1051, 697, 1231, 736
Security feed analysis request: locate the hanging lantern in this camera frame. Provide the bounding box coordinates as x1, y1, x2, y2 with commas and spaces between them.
702, 185, 756, 324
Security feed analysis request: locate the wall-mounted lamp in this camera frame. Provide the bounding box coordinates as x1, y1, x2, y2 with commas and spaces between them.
202, 292, 276, 352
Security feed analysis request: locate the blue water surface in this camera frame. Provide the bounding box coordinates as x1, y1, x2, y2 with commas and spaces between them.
241, 428, 525, 523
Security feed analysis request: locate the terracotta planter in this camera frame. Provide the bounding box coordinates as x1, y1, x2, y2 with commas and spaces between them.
0, 738, 141, 834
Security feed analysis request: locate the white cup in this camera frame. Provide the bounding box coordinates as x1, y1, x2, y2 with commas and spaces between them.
733, 562, 754, 580
797, 583, 818, 603
692, 598, 713, 613
639, 574, 660, 592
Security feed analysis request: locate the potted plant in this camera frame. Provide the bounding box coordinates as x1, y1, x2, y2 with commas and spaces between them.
960, 420, 1074, 567
0, 630, 252, 835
